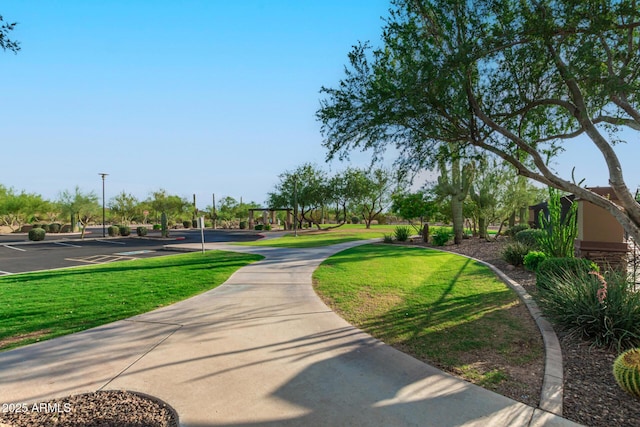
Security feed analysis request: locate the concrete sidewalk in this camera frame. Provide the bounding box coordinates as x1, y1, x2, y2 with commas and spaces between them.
0, 241, 582, 426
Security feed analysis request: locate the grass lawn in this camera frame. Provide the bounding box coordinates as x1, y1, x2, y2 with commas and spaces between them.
0, 250, 263, 351
242, 224, 397, 248
313, 243, 542, 389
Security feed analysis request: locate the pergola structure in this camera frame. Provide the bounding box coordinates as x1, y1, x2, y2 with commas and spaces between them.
248, 208, 293, 230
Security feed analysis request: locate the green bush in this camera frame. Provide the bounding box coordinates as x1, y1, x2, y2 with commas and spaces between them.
394, 226, 411, 242
182, 220, 191, 228
501, 241, 530, 266
28, 228, 45, 241
239, 221, 247, 229
118, 225, 131, 236
40, 223, 50, 232
255, 224, 264, 231
31, 223, 41, 229
107, 225, 120, 237
506, 224, 529, 236
432, 227, 452, 246
351, 216, 360, 224
264, 224, 272, 231
192, 219, 198, 228
538, 269, 640, 350
523, 251, 547, 272
514, 229, 545, 249
537, 187, 578, 257
49, 223, 61, 233
153, 224, 162, 230
383, 233, 394, 243
204, 222, 212, 228
536, 257, 596, 291
136, 226, 148, 237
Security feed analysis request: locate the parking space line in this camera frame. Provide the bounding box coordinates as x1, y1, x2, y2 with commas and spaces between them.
2, 245, 26, 252
95, 240, 127, 245
55, 242, 82, 248
65, 255, 137, 264
0, 270, 12, 275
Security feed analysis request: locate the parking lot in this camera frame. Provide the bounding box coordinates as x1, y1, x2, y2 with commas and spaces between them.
0, 228, 262, 275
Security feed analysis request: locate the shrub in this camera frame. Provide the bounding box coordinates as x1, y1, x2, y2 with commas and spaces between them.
506, 224, 529, 236
182, 220, 191, 228
255, 224, 264, 231
538, 269, 640, 350
432, 227, 452, 246
536, 257, 596, 291
136, 226, 148, 237
537, 187, 578, 257
118, 225, 131, 236
192, 219, 198, 228
40, 223, 50, 232
264, 224, 272, 231
49, 223, 61, 233
394, 226, 411, 242
514, 229, 545, 249
204, 222, 212, 228
501, 241, 530, 266
153, 224, 162, 230
28, 228, 45, 241
523, 251, 547, 272
613, 348, 640, 397
351, 216, 360, 224
239, 221, 247, 229
31, 223, 41, 229
107, 225, 120, 237
383, 233, 394, 243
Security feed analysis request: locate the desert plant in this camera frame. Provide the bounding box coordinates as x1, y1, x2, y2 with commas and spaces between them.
538, 188, 578, 257
108, 225, 120, 237
40, 223, 50, 232
506, 224, 529, 237
538, 268, 640, 350
192, 219, 198, 228
523, 251, 547, 272
613, 348, 640, 397
118, 225, 131, 236
394, 226, 411, 242
501, 241, 530, 266
536, 257, 597, 291
161, 212, 168, 237
136, 226, 148, 237
432, 227, 452, 246
28, 228, 45, 241
49, 223, 61, 233
383, 233, 394, 243
514, 229, 545, 249
152, 224, 162, 230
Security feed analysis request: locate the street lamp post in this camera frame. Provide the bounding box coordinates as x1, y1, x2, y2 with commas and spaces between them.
99, 173, 108, 237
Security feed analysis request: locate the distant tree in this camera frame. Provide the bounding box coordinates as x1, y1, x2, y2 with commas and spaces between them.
391, 191, 437, 234
0, 185, 47, 231
0, 15, 20, 53
349, 168, 394, 229
57, 187, 100, 238
146, 189, 189, 223
109, 191, 139, 225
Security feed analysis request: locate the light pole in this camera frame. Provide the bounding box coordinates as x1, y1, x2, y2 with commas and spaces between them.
99, 173, 108, 237
293, 174, 298, 237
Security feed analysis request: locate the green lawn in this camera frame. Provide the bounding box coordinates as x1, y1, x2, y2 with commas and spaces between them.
313, 243, 541, 387
242, 224, 397, 248
0, 250, 263, 351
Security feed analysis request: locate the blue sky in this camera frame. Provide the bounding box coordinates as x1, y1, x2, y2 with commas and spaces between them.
1, 1, 639, 209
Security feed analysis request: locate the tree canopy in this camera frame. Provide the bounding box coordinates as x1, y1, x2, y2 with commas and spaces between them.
317, 0, 640, 243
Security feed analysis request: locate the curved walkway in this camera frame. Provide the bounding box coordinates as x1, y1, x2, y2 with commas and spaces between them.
0, 240, 581, 426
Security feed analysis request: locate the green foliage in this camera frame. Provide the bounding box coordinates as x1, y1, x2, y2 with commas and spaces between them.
538, 269, 640, 350
152, 224, 162, 230
136, 226, 147, 237
39, 223, 50, 232
536, 257, 596, 291
255, 224, 264, 230
28, 228, 45, 241
613, 348, 640, 397
394, 225, 411, 242
507, 224, 529, 237
514, 229, 545, 249
49, 223, 61, 233
239, 221, 247, 229
351, 216, 360, 224
118, 225, 131, 236
391, 191, 436, 233
501, 242, 530, 266
264, 224, 272, 231
537, 188, 578, 257
432, 227, 452, 246
107, 225, 120, 237
192, 219, 198, 228
383, 233, 394, 243
182, 220, 191, 228
523, 251, 547, 272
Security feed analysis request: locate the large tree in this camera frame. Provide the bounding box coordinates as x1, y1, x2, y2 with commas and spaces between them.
0, 15, 20, 53
318, 0, 640, 243
57, 187, 100, 238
